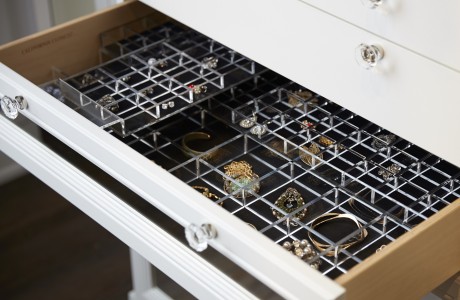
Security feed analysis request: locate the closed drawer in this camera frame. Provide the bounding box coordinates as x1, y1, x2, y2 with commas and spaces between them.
296, 0, 460, 72
0, 1, 459, 300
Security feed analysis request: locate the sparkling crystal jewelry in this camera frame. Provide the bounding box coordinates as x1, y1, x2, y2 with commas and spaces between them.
161, 103, 168, 109
299, 143, 323, 166
189, 84, 208, 95
239, 113, 257, 128
141, 87, 154, 96
371, 134, 396, 150
282, 239, 321, 269
378, 163, 401, 181
272, 187, 307, 226
300, 119, 315, 130
97, 94, 119, 113
308, 213, 368, 256
168, 101, 175, 108
223, 161, 260, 198
192, 186, 223, 206
201, 56, 218, 69
250, 124, 267, 136
148, 57, 157, 67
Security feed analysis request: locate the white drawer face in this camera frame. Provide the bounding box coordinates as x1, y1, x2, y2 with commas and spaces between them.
297, 0, 460, 72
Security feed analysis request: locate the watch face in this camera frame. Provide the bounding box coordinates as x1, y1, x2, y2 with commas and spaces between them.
1, 96, 18, 119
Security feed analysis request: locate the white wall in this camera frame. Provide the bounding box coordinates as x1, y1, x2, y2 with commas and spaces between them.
0, 0, 119, 185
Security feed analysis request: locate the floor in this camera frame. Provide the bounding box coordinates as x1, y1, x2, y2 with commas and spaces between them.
0, 172, 193, 300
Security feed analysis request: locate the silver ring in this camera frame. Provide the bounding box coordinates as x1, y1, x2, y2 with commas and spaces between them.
239, 115, 257, 128
97, 94, 119, 113
250, 124, 267, 136
202, 56, 218, 69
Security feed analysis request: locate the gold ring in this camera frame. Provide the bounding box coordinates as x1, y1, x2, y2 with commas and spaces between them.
308, 213, 368, 256
223, 161, 260, 198
272, 187, 307, 226
299, 143, 323, 166
181, 132, 216, 160
192, 186, 223, 206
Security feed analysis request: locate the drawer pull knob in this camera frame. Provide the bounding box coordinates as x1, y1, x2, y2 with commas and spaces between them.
361, 0, 383, 9
355, 44, 384, 69
1, 95, 27, 120
185, 223, 217, 252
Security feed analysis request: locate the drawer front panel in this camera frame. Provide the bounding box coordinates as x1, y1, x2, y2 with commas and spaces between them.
0, 64, 344, 300
298, 0, 460, 72
142, 0, 460, 168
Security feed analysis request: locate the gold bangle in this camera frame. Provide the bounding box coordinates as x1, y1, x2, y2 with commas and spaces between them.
181, 132, 216, 160
308, 213, 368, 256
192, 186, 223, 206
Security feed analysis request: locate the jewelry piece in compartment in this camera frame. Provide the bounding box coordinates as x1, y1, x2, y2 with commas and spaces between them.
121, 75, 131, 83
141, 87, 154, 96
247, 223, 257, 229
201, 56, 218, 69
317, 136, 345, 151
97, 94, 119, 113
378, 163, 401, 181
376, 244, 386, 253
239, 113, 257, 128
300, 119, 315, 130
308, 213, 368, 256
288, 90, 312, 106
188, 84, 208, 95
282, 239, 321, 270
299, 143, 323, 166
371, 134, 396, 150
223, 161, 260, 198
272, 187, 307, 226
250, 124, 267, 136
181, 132, 216, 160
148, 57, 168, 68
192, 186, 223, 206
79, 73, 100, 88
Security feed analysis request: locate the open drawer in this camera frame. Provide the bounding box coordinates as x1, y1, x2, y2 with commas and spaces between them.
0, 1, 459, 299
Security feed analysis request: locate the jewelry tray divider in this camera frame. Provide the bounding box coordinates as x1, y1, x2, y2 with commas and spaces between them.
42, 17, 460, 279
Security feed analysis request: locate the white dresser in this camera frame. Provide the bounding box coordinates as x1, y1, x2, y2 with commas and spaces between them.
0, 1, 459, 299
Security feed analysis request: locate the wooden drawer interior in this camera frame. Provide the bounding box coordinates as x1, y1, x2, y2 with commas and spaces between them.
0, 1, 459, 299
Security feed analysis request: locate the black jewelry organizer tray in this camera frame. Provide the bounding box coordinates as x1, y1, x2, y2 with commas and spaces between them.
42, 17, 460, 279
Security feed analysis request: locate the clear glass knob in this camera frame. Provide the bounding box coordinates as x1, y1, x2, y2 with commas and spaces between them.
361, 0, 383, 9
185, 223, 217, 252
1, 96, 27, 119
355, 44, 384, 69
